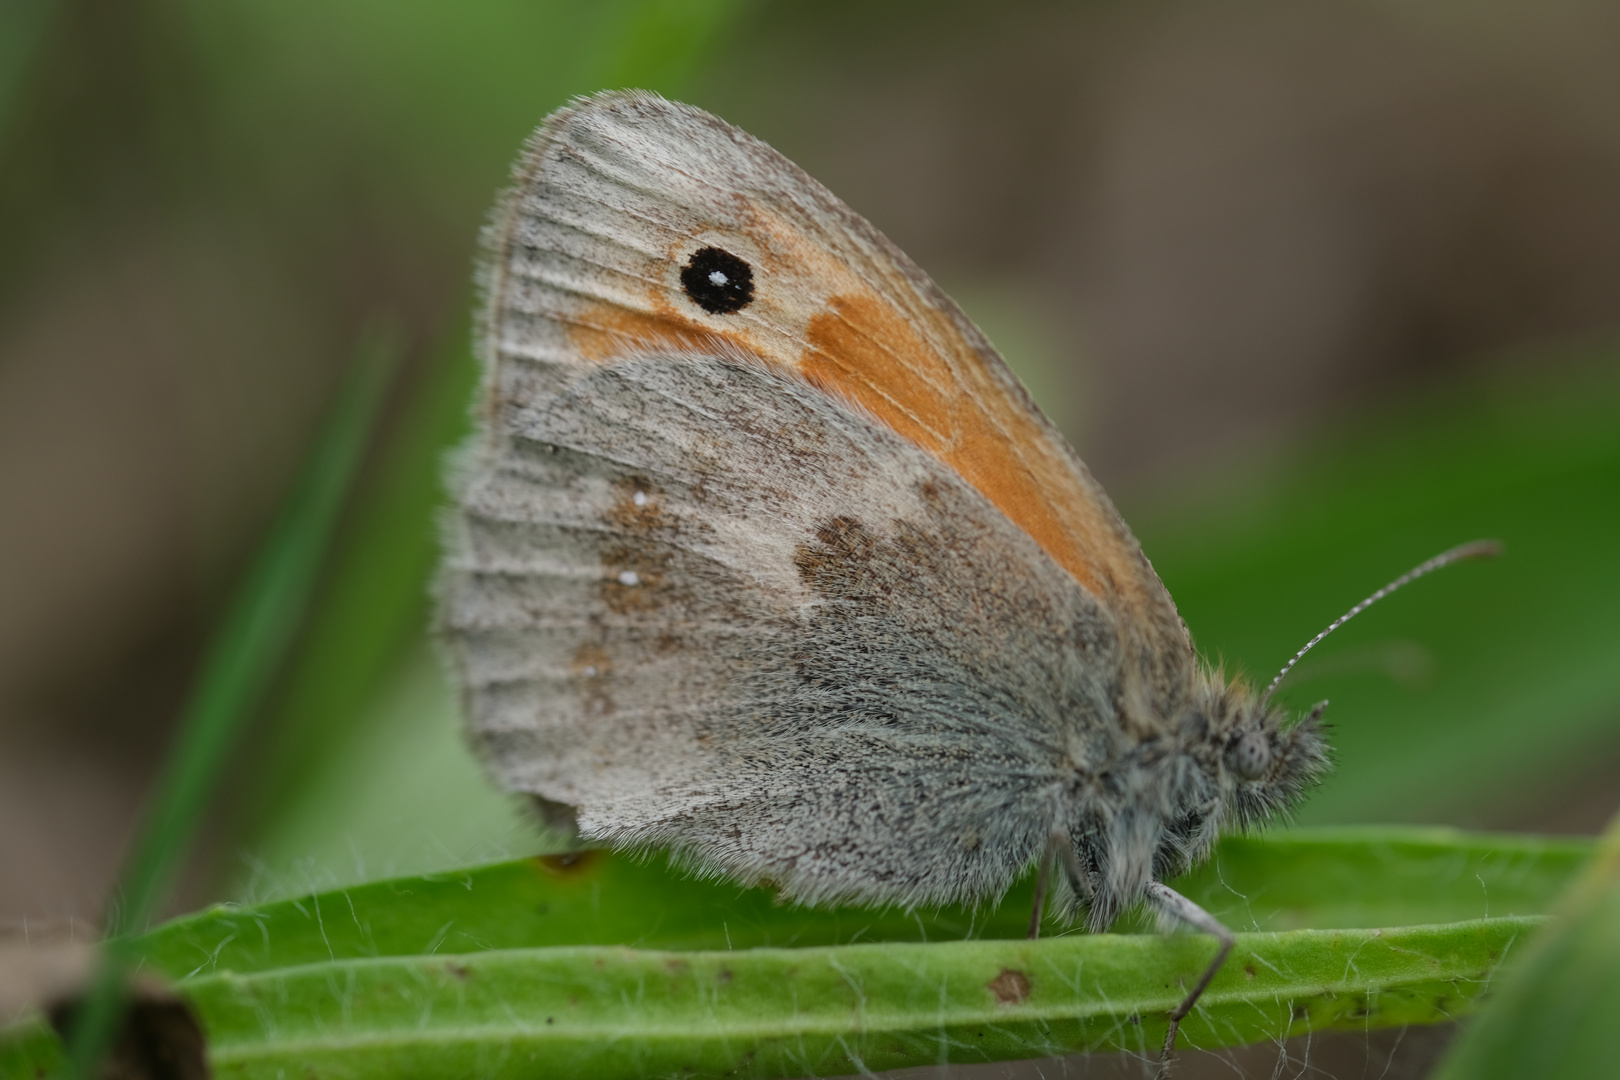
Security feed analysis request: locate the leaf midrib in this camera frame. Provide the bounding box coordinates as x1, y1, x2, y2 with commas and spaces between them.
190, 916, 1541, 1061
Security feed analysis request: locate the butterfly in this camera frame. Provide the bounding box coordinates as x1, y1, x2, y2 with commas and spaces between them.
437, 89, 1495, 1065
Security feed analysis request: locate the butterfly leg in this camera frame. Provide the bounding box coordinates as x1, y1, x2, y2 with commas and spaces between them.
1144, 881, 1234, 1077
1056, 834, 1095, 902
1028, 830, 1092, 938
1026, 843, 1054, 939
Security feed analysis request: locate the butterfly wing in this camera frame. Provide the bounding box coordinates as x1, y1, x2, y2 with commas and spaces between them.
444, 351, 1123, 906
441, 91, 1197, 905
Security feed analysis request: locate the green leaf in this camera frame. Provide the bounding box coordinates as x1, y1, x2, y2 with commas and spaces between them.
1, 827, 1589, 1079
1432, 813, 1620, 1079
131, 827, 1588, 970
115, 921, 1548, 1078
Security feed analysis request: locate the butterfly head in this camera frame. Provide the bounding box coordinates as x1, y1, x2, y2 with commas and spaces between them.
1170, 539, 1499, 861
1143, 672, 1331, 882
1192, 672, 1333, 837
1062, 669, 1331, 931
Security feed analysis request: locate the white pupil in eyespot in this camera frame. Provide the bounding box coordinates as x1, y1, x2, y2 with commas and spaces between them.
618, 570, 640, 586
708, 270, 729, 286
632, 491, 648, 507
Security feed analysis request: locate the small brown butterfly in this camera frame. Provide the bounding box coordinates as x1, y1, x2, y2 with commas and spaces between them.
436, 89, 1496, 1068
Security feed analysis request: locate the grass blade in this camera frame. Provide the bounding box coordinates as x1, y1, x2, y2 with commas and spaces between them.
57, 330, 398, 1077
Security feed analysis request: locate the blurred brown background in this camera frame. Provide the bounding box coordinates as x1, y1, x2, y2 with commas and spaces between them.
3, 0, 1619, 950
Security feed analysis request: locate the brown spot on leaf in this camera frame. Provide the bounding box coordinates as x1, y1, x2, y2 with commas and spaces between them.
445, 962, 470, 981
1244, 964, 1257, 980
987, 968, 1031, 1005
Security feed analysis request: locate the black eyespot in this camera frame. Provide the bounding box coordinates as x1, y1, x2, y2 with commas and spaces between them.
1229, 730, 1273, 781
680, 247, 754, 315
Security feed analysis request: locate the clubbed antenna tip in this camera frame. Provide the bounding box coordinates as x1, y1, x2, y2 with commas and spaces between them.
1261, 539, 1502, 707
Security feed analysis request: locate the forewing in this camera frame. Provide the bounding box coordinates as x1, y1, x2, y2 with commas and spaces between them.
476, 90, 1194, 708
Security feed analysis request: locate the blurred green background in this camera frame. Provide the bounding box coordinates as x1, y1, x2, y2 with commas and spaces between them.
2, 0, 1618, 979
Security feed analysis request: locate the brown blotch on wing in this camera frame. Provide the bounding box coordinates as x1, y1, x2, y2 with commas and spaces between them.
605, 475, 665, 533
793, 516, 878, 600
570, 642, 615, 716
600, 541, 670, 615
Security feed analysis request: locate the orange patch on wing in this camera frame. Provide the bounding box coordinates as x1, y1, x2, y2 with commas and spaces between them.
801, 292, 1131, 602
801, 294, 955, 447
568, 295, 742, 363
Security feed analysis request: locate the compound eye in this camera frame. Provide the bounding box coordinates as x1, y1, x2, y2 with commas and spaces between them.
1230, 730, 1273, 781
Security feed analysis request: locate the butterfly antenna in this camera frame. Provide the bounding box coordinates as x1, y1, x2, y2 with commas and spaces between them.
1260, 539, 1502, 708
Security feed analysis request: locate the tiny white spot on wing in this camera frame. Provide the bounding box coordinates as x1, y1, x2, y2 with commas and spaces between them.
708, 270, 728, 286
618, 570, 640, 586
632, 491, 648, 507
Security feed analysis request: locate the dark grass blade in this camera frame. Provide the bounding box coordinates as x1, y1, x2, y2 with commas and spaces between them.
57, 330, 399, 1078
0, 0, 56, 142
